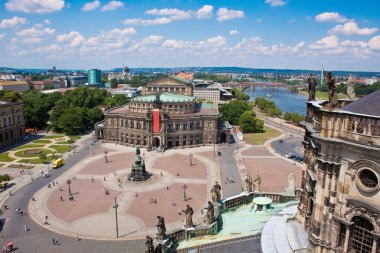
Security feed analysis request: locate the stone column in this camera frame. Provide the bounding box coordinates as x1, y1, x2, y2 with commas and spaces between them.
343, 225, 351, 252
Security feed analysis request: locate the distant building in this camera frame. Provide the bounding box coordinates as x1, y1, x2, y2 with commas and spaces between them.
173, 71, 194, 80
0, 81, 29, 91
365, 78, 379, 85
297, 91, 380, 253
111, 88, 140, 98
193, 88, 220, 103
66, 76, 88, 87
0, 74, 23, 81
142, 76, 193, 96
0, 100, 25, 148
31, 80, 62, 90
88, 69, 101, 85
108, 65, 131, 81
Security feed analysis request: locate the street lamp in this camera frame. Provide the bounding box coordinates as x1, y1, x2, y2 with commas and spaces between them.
66, 179, 72, 196
104, 151, 108, 163
182, 184, 188, 201
189, 153, 193, 166
113, 197, 119, 238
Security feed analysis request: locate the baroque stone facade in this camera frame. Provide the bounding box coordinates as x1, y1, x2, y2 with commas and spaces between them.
95, 76, 225, 149
297, 90, 380, 253
0, 100, 25, 148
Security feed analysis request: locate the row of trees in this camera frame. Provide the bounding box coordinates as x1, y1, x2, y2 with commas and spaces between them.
193, 73, 234, 83
231, 88, 250, 101
220, 100, 264, 133
283, 112, 304, 124
253, 97, 282, 117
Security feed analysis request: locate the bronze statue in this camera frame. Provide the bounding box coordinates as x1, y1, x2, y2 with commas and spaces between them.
245, 175, 253, 192
347, 74, 356, 99
156, 216, 166, 240
325, 71, 337, 108
204, 201, 214, 225
307, 73, 317, 101
145, 235, 154, 253
211, 181, 222, 203
182, 204, 194, 228
254, 174, 261, 192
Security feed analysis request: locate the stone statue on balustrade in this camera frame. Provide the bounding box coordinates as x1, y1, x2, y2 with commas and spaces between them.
182, 204, 194, 228
211, 181, 222, 204
325, 71, 337, 108
245, 175, 253, 192
145, 235, 154, 253
156, 215, 166, 240
204, 201, 214, 225
307, 73, 317, 101
254, 174, 261, 192
347, 74, 356, 99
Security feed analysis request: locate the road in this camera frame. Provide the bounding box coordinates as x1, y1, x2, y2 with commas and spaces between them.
0, 137, 145, 253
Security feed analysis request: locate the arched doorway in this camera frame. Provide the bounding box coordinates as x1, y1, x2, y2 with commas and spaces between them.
167, 137, 173, 148
349, 216, 374, 252
153, 137, 160, 148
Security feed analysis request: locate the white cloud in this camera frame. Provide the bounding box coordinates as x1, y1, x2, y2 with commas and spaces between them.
0, 16, 27, 29
145, 8, 192, 20
309, 35, 339, 49
81, 0, 100, 11
17, 26, 55, 37
5, 0, 65, 14
341, 40, 367, 48
265, 0, 287, 7
128, 35, 164, 53
56, 31, 84, 47
23, 37, 43, 44
123, 17, 172, 26
328, 21, 378, 36
207, 35, 226, 46
162, 35, 226, 50
0, 34, 5, 40
217, 8, 244, 22
229, 30, 239, 35
368, 35, 380, 50
101, 1, 124, 11
196, 5, 213, 19
291, 41, 304, 53
43, 19, 50, 24
288, 18, 297, 23
315, 12, 347, 23
141, 35, 163, 45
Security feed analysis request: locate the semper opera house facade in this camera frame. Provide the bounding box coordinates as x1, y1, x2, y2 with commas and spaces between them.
95, 76, 225, 149
297, 90, 380, 253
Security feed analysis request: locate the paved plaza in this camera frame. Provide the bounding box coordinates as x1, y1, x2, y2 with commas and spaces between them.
29, 144, 220, 240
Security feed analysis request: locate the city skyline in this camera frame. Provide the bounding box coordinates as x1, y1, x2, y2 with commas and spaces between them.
0, 0, 380, 71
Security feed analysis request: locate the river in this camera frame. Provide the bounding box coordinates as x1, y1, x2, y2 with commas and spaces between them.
244, 87, 307, 115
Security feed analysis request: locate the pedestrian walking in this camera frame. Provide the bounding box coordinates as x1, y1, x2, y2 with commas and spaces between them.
53, 182, 55, 186
44, 215, 48, 225
60, 196, 63, 201
48, 184, 51, 188
52, 238, 56, 245
166, 186, 169, 190
56, 181, 58, 185
103, 176, 106, 181
24, 224, 28, 232
160, 172, 163, 176
91, 176, 94, 183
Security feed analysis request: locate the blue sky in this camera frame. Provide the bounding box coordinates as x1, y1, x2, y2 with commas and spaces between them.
0, 0, 380, 71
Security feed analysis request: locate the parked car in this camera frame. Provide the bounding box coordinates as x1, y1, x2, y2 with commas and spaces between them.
285, 153, 295, 158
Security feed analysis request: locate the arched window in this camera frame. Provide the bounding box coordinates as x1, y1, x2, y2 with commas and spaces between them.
349, 216, 374, 253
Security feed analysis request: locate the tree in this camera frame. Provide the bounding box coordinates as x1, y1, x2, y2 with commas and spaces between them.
220, 100, 252, 124
283, 112, 304, 124
3, 91, 22, 102
253, 97, 282, 117
231, 88, 250, 101
58, 107, 87, 135
238, 111, 264, 133
39, 153, 47, 163
110, 78, 118, 88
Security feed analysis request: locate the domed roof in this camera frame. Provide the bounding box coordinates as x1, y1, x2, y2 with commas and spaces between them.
123, 65, 130, 73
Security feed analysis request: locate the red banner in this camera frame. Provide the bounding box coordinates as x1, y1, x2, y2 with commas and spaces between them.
153, 109, 160, 133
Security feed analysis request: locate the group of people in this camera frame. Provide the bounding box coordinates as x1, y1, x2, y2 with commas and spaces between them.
15, 208, 24, 216
47, 181, 59, 188
149, 198, 158, 204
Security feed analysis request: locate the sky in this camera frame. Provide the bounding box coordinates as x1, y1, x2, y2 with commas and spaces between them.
0, 0, 380, 71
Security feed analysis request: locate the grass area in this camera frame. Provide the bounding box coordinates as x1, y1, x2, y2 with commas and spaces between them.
299, 90, 346, 100
14, 148, 51, 158
55, 141, 69, 144
0, 153, 15, 162
69, 135, 81, 142
12, 144, 45, 151
49, 145, 71, 153
18, 156, 55, 164
40, 134, 65, 140
245, 125, 281, 145
33, 139, 52, 144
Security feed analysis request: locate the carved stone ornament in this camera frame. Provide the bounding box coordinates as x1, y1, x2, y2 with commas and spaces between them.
345, 205, 380, 227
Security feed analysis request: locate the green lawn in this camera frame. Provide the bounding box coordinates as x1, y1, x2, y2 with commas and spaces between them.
55, 141, 69, 144
33, 139, 52, 144
0, 153, 15, 162
12, 144, 45, 151
49, 145, 71, 153
245, 125, 281, 145
14, 148, 52, 158
18, 156, 55, 164
40, 134, 65, 140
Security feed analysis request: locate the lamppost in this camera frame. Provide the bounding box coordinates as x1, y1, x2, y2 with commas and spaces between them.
113, 197, 119, 238
104, 151, 108, 163
66, 179, 72, 195
182, 184, 188, 201
189, 153, 193, 166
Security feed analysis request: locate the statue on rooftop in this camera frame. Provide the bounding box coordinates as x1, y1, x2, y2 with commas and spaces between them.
307, 73, 317, 101
254, 174, 261, 192
204, 201, 214, 225
245, 175, 253, 192
156, 216, 166, 240
182, 204, 194, 228
211, 181, 222, 203
153, 93, 162, 109
145, 235, 154, 253
325, 71, 337, 108
347, 74, 356, 99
